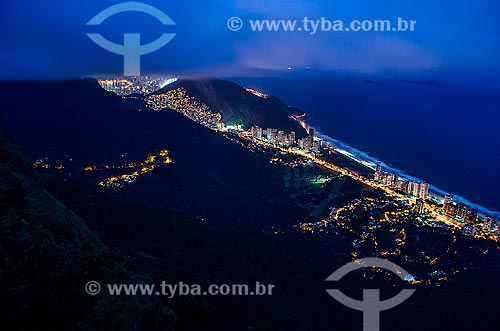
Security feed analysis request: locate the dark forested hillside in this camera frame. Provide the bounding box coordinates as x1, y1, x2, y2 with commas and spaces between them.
0, 78, 308, 227
0, 135, 175, 330
155, 78, 308, 136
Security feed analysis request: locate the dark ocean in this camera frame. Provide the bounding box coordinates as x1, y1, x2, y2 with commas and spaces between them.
235, 74, 500, 214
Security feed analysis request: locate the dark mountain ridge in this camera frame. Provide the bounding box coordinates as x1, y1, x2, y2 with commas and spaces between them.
0, 78, 308, 227
155, 78, 308, 137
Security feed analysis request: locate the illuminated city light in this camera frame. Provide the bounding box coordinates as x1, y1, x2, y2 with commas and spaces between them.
82, 148, 173, 188
98, 76, 178, 96
244, 87, 268, 99
145, 88, 223, 130
33, 158, 64, 171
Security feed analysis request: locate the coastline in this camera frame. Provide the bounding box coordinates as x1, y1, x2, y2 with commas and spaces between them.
306, 122, 500, 219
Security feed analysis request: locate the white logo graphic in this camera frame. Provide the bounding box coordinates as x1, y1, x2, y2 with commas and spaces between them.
227, 17, 243, 31
87, 2, 176, 76
326, 258, 416, 331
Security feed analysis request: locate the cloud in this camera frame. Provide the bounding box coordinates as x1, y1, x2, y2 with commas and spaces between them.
235, 33, 441, 74
234, 0, 323, 17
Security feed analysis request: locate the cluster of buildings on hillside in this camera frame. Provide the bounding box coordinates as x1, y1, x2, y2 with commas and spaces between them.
98, 76, 178, 95
245, 88, 269, 99
145, 88, 222, 130
250, 125, 326, 153
144, 86, 326, 155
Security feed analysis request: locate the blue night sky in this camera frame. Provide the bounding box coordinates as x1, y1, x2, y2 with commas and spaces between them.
1, 0, 499, 80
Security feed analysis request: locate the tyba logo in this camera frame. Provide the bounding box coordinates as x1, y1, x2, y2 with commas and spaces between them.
87, 2, 176, 76
326, 257, 416, 331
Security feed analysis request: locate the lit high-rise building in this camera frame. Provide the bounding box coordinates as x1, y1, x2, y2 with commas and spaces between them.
391, 174, 397, 187
464, 208, 478, 224
312, 141, 320, 153
456, 203, 468, 219
251, 126, 260, 138
413, 182, 421, 197
444, 194, 454, 208
288, 131, 296, 145
419, 182, 429, 200
483, 217, 493, 231
266, 128, 273, 141
303, 137, 312, 150
256, 127, 263, 140
374, 162, 383, 182
415, 198, 425, 214
308, 128, 315, 148
407, 181, 420, 197
277, 131, 284, 146
405, 182, 412, 195
297, 138, 305, 149
385, 173, 394, 186
281, 134, 288, 147
444, 202, 457, 218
